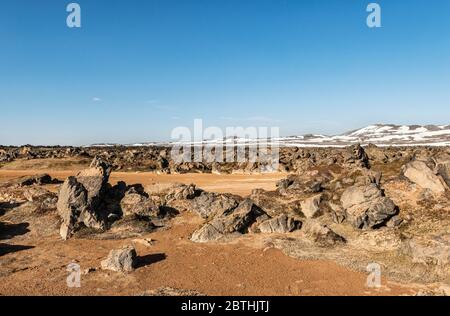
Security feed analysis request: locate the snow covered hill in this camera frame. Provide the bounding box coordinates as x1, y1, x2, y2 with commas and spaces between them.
90, 124, 450, 147
276, 124, 450, 147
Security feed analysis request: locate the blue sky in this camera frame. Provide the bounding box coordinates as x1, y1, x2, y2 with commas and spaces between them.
1, 0, 449, 145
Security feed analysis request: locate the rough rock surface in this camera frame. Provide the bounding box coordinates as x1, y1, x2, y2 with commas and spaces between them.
343, 144, 370, 169
101, 246, 137, 272
341, 184, 397, 229
403, 234, 450, 266
300, 194, 323, 218
191, 199, 265, 243
402, 160, 447, 194
302, 219, 345, 247
56, 158, 114, 239
434, 155, 450, 187
75, 156, 112, 208
258, 214, 301, 233
57, 176, 89, 240
120, 191, 159, 217
11, 174, 55, 187
191, 191, 241, 219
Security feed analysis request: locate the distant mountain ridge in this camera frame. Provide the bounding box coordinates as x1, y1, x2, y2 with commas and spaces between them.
89, 124, 450, 147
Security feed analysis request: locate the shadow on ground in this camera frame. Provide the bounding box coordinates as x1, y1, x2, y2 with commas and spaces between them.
0, 243, 34, 256
0, 222, 30, 240
136, 253, 167, 269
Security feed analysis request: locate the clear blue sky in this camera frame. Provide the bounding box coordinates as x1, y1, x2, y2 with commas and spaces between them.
1, 0, 449, 145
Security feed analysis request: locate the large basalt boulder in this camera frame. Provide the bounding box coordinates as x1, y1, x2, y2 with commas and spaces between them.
191, 191, 241, 219
164, 183, 197, 202
300, 194, 323, 218
57, 158, 112, 239
341, 184, 397, 229
343, 144, 370, 169
276, 176, 323, 196
12, 174, 54, 187
433, 155, 450, 188
402, 160, 447, 194
101, 246, 137, 272
120, 191, 159, 217
191, 199, 265, 243
258, 214, 301, 233
19, 186, 58, 214
57, 177, 89, 240
75, 156, 112, 208
303, 219, 345, 247
402, 234, 450, 266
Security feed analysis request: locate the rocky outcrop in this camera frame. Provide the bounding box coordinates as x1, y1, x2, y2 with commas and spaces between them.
57, 176, 90, 240
120, 190, 159, 218
402, 160, 447, 194
402, 234, 450, 266
164, 183, 197, 202
101, 246, 137, 272
257, 214, 301, 233
433, 155, 450, 188
12, 174, 55, 187
75, 156, 112, 209
277, 176, 323, 196
191, 199, 265, 243
341, 184, 397, 229
343, 144, 370, 169
57, 158, 116, 239
302, 219, 345, 247
300, 194, 323, 218
191, 191, 241, 219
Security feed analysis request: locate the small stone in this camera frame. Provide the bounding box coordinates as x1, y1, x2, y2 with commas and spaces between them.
101, 246, 137, 272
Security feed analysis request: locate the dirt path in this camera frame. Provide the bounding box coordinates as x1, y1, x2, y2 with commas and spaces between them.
0, 170, 287, 196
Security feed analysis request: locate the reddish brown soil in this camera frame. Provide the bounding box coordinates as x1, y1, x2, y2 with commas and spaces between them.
0, 170, 418, 296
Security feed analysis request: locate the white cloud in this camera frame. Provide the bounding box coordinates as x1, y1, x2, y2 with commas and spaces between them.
92, 97, 102, 102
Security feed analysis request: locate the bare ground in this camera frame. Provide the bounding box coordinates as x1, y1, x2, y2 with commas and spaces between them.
0, 170, 421, 296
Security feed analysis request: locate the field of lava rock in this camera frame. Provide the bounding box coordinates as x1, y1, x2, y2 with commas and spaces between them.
0, 144, 449, 296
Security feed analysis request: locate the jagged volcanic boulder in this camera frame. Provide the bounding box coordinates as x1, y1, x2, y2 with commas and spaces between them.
300, 194, 323, 218
276, 175, 323, 196
12, 174, 55, 187
75, 156, 112, 209
341, 184, 397, 229
302, 219, 346, 247
101, 245, 137, 272
57, 176, 89, 240
120, 189, 160, 218
191, 199, 265, 243
258, 214, 301, 233
402, 234, 450, 266
250, 189, 302, 218
164, 183, 198, 202
57, 158, 112, 239
191, 191, 241, 219
433, 154, 450, 188
402, 160, 447, 194
343, 144, 370, 169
